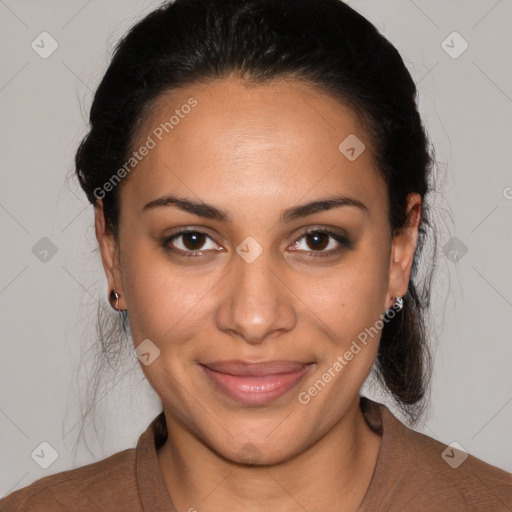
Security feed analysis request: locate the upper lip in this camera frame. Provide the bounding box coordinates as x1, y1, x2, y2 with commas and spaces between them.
200, 360, 313, 376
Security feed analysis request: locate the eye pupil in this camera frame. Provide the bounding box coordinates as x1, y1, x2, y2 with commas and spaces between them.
306, 232, 328, 251
183, 232, 205, 250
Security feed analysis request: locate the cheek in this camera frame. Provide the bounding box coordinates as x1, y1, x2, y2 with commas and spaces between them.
120, 241, 216, 345
293, 248, 390, 418
295, 244, 390, 346
120, 245, 216, 404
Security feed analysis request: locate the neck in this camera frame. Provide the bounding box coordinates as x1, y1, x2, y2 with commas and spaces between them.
157, 397, 381, 512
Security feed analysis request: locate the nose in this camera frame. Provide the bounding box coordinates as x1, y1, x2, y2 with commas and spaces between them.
215, 249, 296, 345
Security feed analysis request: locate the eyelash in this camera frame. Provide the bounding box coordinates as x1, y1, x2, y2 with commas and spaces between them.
161, 227, 350, 259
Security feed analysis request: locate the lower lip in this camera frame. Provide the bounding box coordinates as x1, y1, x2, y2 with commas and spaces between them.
200, 364, 313, 405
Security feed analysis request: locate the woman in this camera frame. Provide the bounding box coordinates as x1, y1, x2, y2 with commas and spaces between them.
1, 0, 511, 510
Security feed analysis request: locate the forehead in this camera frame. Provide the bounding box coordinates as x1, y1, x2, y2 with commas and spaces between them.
121, 75, 387, 218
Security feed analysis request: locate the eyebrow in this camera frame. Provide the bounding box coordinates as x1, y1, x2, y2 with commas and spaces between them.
142, 193, 368, 223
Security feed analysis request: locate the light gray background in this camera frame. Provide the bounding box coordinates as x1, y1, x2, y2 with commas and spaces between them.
1, 0, 511, 497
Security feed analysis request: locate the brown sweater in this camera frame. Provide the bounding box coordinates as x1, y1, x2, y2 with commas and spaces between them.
1, 398, 511, 511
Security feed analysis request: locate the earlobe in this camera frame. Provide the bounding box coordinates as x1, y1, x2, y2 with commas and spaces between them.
386, 193, 422, 307
94, 200, 126, 310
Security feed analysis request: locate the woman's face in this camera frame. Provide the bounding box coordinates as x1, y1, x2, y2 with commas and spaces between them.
96, 75, 419, 464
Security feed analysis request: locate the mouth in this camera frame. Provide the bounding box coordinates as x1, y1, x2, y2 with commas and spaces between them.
199, 360, 315, 405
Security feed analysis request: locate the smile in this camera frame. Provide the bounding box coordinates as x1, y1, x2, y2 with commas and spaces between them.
199, 360, 315, 405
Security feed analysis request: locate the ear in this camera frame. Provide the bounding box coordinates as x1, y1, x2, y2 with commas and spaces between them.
95, 199, 127, 310
386, 192, 422, 309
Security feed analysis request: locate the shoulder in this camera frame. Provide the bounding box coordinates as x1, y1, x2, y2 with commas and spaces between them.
378, 403, 512, 510
405, 424, 511, 501
0, 448, 140, 512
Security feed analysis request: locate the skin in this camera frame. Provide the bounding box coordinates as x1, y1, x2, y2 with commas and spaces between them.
95, 74, 421, 512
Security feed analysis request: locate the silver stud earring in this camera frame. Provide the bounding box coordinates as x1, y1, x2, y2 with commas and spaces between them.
392, 295, 404, 312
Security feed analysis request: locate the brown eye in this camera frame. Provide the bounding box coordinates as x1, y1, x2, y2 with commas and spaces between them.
181, 232, 207, 250
304, 232, 330, 251
163, 229, 220, 256
290, 229, 350, 257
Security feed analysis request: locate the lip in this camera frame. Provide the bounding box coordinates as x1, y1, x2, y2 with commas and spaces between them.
199, 360, 314, 405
